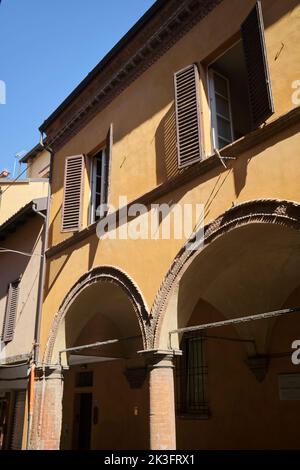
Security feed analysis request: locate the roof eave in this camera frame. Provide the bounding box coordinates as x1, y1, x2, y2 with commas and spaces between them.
0, 197, 48, 240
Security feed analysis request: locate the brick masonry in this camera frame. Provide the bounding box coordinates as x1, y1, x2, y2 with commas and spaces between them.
30, 368, 64, 450
146, 351, 177, 450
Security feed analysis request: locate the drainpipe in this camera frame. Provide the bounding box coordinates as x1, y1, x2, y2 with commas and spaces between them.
27, 135, 54, 449
26, 363, 35, 450
32, 202, 47, 364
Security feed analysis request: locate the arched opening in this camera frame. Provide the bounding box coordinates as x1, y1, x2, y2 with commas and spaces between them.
45, 267, 150, 450
156, 222, 300, 449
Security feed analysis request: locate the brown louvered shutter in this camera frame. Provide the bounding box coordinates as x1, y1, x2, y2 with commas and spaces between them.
2, 280, 20, 343
241, 1, 274, 129
174, 64, 203, 169
62, 155, 85, 232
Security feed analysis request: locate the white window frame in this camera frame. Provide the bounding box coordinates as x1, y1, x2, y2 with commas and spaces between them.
208, 69, 234, 150
89, 149, 107, 225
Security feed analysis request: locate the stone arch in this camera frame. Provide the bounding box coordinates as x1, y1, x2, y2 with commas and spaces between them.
151, 199, 300, 348
44, 265, 151, 365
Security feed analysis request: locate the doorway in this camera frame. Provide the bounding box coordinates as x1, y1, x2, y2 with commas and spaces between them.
0, 395, 9, 450
72, 393, 93, 450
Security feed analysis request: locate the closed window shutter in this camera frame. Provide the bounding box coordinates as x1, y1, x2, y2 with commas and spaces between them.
62, 155, 85, 232
174, 64, 203, 169
241, 1, 274, 129
2, 281, 20, 343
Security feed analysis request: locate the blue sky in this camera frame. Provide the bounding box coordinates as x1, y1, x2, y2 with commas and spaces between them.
0, 0, 155, 174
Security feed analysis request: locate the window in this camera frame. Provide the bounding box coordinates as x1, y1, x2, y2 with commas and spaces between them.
174, 3, 273, 161
208, 40, 253, 150
62, 155, 85, 232
2, 280, 20, 343
75, 371, 93, 388
175, 331, 209, 417
209, 69, 234, 150
90, 149, 108, 224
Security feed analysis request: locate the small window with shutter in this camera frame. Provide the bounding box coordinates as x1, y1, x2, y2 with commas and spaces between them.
174, 64, 203, 169
2, 280, 20, 343
62, 155, 85, 232
207, 1, 274, 150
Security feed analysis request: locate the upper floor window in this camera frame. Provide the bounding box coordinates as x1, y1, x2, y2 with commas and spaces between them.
174, 1, 274, 165
1, 279, 20, 343
90, 149, 108, 224
61, 124, 113, 233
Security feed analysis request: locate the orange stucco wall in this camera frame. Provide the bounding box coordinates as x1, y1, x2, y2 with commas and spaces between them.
48, 0, 300, 246
61, 360, 149, 450
35, 0, 300, 451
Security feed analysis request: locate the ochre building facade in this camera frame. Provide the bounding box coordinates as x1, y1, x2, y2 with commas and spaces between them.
29, 0, 300, 450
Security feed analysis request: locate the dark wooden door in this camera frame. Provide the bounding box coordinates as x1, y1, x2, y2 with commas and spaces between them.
0, 395, 9, 450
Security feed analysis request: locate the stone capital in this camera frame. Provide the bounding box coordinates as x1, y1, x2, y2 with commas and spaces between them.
139, 349, 182, 369
35, 365, 68, 381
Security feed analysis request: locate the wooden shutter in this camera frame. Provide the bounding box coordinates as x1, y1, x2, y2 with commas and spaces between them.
174, 64, 203, 169
62, 155, 85, 232
241, 1, 274, 129
2, 280, 20, 343
104, 124, 113, 206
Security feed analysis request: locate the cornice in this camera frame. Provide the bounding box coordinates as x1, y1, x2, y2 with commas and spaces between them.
41, 0, 224, 151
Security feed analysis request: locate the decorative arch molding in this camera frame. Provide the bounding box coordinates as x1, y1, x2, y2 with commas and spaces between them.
150, 199, 300, 348
44, 266, 151, 364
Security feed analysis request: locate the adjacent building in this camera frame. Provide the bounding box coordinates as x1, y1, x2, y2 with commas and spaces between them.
20, 0, 300, 450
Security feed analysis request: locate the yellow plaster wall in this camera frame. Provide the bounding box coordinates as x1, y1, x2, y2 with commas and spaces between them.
49, 0, 300, 246
27, 149, 50, 178
0, 180, 48, 225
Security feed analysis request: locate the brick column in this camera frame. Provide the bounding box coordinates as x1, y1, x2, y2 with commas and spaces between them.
30, 367, 65, 450
142, 350, 180, 451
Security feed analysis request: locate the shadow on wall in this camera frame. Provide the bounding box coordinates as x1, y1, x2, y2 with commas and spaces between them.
233, 121, 299, 197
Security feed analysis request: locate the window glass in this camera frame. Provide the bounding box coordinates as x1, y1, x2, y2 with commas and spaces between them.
216, 94, 230, 119
214, 73, 228, 98
217, 116, 232, 141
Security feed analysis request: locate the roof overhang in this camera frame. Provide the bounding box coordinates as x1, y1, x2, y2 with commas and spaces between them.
19, 143, 44, 164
